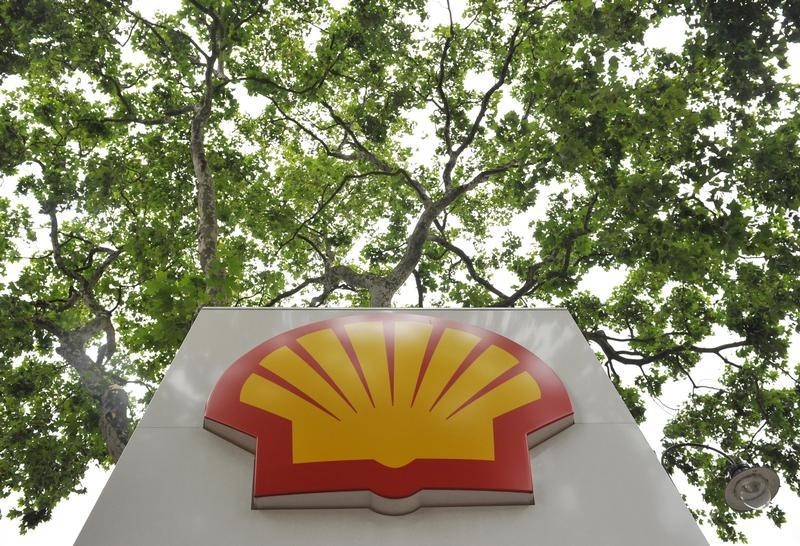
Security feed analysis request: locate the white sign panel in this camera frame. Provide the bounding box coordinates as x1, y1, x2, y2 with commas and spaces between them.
76, 308, 708, 546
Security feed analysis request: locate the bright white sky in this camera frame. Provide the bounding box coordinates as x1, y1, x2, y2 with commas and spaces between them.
1, 1, 799, 544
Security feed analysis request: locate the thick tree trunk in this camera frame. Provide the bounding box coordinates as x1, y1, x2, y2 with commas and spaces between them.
55, 343, 130, 462
190, 105, 225, 305
369, 284, 394, 307
99, 384, 130, 461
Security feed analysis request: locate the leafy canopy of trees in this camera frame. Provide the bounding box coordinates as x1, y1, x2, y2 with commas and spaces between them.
0, 0, 798, 541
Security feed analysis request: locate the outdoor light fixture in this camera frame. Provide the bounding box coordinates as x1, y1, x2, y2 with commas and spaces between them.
724, 463, 781, 512
661, 442, 780, 512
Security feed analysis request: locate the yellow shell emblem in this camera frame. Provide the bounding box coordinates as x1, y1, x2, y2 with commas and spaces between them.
240, 320, 541, 468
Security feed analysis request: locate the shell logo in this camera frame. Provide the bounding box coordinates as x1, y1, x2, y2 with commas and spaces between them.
204, 313, 574, 514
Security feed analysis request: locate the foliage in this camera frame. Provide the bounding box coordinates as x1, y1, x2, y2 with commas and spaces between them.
0, 0, 798, 541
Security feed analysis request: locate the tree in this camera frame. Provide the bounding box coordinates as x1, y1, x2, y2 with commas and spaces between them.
0, 0, 798, 542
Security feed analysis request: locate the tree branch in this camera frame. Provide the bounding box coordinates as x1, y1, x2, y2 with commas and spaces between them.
319, 101, 429, 203
123, 4, 210, 59
428, 235, 509, 299
441, 23, 524, 188
585, 329, 749, 367
263, 275, 324, 307
435, 1, 456, 161
413, 269, 425, 307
